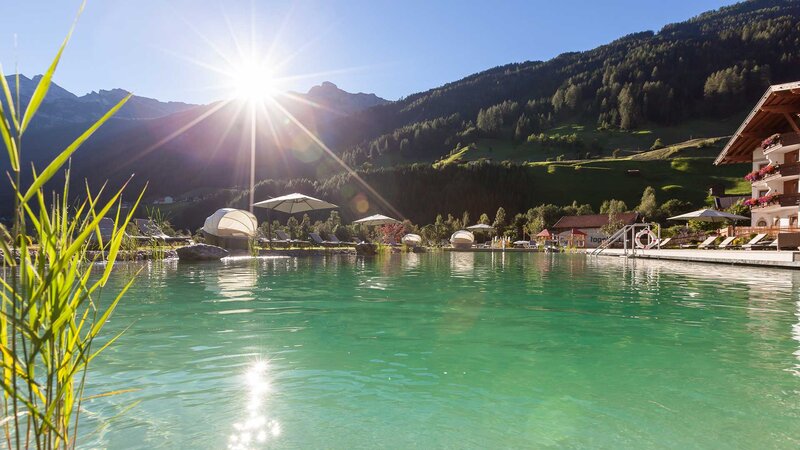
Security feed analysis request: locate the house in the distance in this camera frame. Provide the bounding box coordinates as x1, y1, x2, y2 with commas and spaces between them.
552, 213, 640, 248
715, 81, 800, 230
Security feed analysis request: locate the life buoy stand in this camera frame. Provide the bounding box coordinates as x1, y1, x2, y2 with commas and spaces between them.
634, 229, 657, 249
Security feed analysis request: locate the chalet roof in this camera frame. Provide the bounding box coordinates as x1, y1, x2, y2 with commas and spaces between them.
715, 81, 800, 164
535, 229, 553, 238
552, 213, 639, 230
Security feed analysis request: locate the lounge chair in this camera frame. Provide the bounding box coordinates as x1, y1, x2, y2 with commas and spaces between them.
716, 236, 737, 249
309, 232, 334, 247
326, 233, 356, 246
697, 235, 718, 249
656, 237, 672, 248
742, 233, 769, 250
276, 230, 310, 247
134, 219, 190, 244
89, 217, 116, 247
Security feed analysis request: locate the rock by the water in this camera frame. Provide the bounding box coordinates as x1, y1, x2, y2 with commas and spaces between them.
177, 244, 229, 261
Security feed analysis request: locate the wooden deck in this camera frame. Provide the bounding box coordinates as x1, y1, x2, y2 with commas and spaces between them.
590, 248, 800, 269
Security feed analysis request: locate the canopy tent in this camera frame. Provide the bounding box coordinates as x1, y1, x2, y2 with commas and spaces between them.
203, 208, 258, 238
535, 229, 553, 238
401, 233, 422, 247
668, 209, 749, 223
450, 230, 475, 249
353, 214, 401, 226
466, 224, 495, 231
253, 193, 338, 214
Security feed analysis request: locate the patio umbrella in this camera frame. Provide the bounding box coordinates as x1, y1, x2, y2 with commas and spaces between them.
466, 224, 495, 231
353, 214, 401, 226
667, 208, 749, 223
253, 193, 338, 214
253, 193, 338, 245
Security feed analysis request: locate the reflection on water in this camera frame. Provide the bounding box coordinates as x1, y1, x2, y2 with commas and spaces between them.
228, 360, 281, 450
82, 253, 800, 448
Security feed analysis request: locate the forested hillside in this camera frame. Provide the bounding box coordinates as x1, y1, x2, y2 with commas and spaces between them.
332, 0, 800, 167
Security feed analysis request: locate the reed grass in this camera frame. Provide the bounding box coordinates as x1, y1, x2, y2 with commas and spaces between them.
0, 2, 144, 448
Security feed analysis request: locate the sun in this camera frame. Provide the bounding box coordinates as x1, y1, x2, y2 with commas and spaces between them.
231, 60, 277, 101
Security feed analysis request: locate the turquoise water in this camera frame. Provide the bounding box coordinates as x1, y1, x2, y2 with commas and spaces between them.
83, 253, 800, 449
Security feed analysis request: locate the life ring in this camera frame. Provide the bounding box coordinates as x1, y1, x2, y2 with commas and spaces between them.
634, 229, 657, 249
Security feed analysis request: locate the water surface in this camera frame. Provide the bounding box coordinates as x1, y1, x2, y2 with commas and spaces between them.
85, 253, 800, 448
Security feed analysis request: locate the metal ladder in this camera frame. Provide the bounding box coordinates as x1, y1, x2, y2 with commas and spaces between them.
590, 223, 660, 256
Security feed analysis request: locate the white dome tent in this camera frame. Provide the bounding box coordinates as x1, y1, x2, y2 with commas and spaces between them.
203, 208, 258, 238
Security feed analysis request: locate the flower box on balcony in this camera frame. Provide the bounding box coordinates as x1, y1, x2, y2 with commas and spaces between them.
745, 193, 780, 208
744, 164, 778, 182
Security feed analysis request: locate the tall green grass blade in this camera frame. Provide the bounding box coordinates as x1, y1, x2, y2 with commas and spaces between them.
0, 64, 19, 130
21, 94, 131, 202
18, 0, 86, 134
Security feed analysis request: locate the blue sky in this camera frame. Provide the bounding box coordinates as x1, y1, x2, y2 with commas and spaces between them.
0, 0, 736, 104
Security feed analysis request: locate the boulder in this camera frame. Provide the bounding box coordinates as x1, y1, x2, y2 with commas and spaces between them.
177, 244, 229, 261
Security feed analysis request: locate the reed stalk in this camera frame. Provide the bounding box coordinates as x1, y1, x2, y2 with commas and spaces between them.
0, 2, 143, 448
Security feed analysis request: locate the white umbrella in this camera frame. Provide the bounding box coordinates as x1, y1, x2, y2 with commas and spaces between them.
353, 214, 400, 226
253, 193, 338, 214
466, 224, 495, 231
668, 208, 749, 223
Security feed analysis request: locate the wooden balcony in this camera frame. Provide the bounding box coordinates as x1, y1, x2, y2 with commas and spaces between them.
778, 161, 800, 177
763, 132, 800, 155
779, 192, 800, 207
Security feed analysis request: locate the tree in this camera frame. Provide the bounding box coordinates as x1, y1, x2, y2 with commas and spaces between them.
600, 199, 628, 214
636, 186, 659, 220
479, 213, 490, 225
462, 211, 471, 227
286, 216, 299, 239
493, 207, 507, 231
300, 214, 311, 239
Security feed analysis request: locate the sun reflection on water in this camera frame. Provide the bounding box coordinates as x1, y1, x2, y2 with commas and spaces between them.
228, 360, 281, 449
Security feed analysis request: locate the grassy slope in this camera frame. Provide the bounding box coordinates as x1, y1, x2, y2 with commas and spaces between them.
428, 115, 745, 166
524, 157, 748, 208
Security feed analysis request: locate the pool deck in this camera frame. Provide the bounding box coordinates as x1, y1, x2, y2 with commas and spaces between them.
444, 247, 542, 253
590, 248, 800, 269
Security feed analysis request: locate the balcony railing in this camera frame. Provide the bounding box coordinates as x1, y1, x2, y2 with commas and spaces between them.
763, 132, 800, 154
779, 192, 800, 207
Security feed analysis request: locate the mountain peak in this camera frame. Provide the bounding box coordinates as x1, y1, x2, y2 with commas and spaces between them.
304, 81, 389, 115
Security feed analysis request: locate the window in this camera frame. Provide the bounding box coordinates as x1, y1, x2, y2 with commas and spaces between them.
791, 216, 798, 227
758, 190, 769, 197
756, 219, 768, 227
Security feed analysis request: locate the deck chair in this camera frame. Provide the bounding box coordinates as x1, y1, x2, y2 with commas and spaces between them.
327, 233, 356, 246
308, 232, 333, 247
656, 237, 672, 248
89, 217, 123, 248
276, 230, 310, 247
716, 236, 736, 249
742, 233, 769, 250
135, 219, 190, 244
697, 235, 718, 249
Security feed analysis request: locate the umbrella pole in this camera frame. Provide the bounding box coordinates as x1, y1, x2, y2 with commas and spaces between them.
267, 210, 272, 249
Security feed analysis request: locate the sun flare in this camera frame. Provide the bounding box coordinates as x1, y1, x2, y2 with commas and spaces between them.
231, 61, 277, 101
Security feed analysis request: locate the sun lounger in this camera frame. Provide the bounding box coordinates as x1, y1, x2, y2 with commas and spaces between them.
656, 237, 672, 248
742, 233, 769, 250
716, 236, 736, 249
276, 230, 310, 247
89, 217, 116, 247
326, 234, 356, 246
135, 219, 190, 244
697, 235, 718, 249
309, 232, 334, 247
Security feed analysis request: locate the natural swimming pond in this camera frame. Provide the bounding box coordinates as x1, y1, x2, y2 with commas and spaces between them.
83, 252, 800, 449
